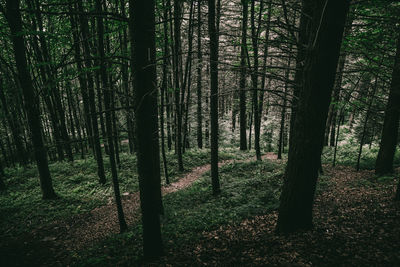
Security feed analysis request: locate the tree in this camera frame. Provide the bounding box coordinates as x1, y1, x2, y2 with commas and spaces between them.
95, 0, 127, 233
375, 27, 400, 176
276, 0, 350, 233
77, 0, 107, 184
130, 0, 164, 258
196, 0, 203, 149
4, 0, 57, 199
239, 0, 248, 151
208, 0, 221, 195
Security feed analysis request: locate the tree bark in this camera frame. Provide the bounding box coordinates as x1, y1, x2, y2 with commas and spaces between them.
239, 0, 248, 151
196, 0, 203, 149
5, 0, 57, 199
208, 0, 221, 195
276, 0, 349, 233
77, 0, 106, 184
130, 0, 164, 258
375, 28, 400, 175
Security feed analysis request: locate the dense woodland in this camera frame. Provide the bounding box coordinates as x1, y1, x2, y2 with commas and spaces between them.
0, 0, 400, 265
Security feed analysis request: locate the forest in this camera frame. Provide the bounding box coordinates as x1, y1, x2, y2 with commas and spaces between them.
0, 0, 399, 265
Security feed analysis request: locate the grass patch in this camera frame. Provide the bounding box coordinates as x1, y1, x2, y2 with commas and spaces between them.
0, 148, 242, 237
76, 159, 285, 266
322, 144, 400, 170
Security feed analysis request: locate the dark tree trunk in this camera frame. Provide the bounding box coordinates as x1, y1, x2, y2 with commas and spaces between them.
95, 0, 127, 232
239, 0, 248, 151
276, 0, 349, 233
0, 160, 5, 191
173, 0, 184, 171
250, 0, 263, 161
77, 0, 106, 184
5, 0, 57, 199
375, 28, 400, 176
0, 80, 27, 166
288, 1, 313, 149
130, 0, 164, 258
197, 0, 203, 149
208, 0, 221, 195
161, 0, 170, 184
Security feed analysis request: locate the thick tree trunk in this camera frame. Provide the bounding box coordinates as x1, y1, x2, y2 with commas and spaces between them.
5, 0, 57, 199
130, 0, 164, 258
208, 0, 221, 195
276, 0, 349, 233
375, 28, 400, 176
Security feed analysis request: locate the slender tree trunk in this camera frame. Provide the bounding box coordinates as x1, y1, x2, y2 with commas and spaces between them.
95, 0, 127, 232
161, 0, 170, 184
130, 0, 164, 258
277, 0, 349, 233
208, 0, 221, 195
173, 0, 184, 171
375, 28, 400, 176
239, 0, 248, 150
356, 78, 377, 171
77, 0, 106, 184
196, 0, 203, 149
5, 0, 57, 199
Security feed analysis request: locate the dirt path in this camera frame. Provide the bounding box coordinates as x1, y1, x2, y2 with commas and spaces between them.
15, 152, 277, 265
160, 165, 400, 266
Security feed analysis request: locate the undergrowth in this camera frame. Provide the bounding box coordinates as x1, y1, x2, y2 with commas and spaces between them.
0, 147, 242, 236
76, 159, 285, 266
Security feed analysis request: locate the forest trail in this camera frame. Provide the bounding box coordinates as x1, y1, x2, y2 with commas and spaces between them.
25, 152, 279, 264
160, 165, 400, 266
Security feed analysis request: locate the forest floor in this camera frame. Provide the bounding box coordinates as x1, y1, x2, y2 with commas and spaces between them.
1, 151, 400, 266
153, 164, 400, 266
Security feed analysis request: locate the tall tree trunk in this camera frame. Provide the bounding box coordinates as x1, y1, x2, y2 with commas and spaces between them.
173, 0, 184, 171
130, 0, 164, 258
250, 0, 263, 161
196, 0, 203, 149
375, 28, 400, 176
276, 0, 349, 233
239, 0, 248, 150
0, 81, 27, 166
161, 0, 170, 184
356, 77, 376, 172
208, 0, 220, 195
77, 0, 106, 184
5, 0, 57, 199
95, 0, 127, 232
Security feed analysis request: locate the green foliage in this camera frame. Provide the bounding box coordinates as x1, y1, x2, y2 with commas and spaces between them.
322, 144, 400, 170
0, 148, 238, 236
77, 159, 285, 266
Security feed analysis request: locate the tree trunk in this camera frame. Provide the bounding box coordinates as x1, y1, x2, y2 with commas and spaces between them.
276, 0, 349, 233
208, 0, 221, 195
161, 0, 170, 184
239, 0, 248, 151
375, 28, 400, 176
77, 0, 106, 184
5, 0, 57, 199
173, 0, 184, 171
95, 0, 127, 232
196, 0, 203, 149
130, 0, 164, 258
